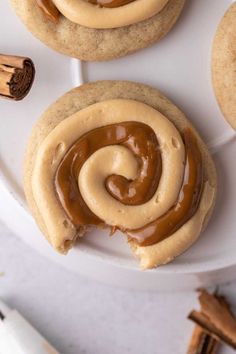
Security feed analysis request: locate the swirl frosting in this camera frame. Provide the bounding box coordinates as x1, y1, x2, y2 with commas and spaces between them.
35, 0, 170, 28
55, 122, 162, 225
55, 121, 203, 248
31, 99, 213, 265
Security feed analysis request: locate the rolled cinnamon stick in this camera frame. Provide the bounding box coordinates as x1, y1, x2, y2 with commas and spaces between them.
188, 291, 236, 351
0, 54, 35, 101
187, 325, 219, 354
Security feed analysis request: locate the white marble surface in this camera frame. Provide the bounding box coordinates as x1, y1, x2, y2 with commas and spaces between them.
0, 221, 235, 354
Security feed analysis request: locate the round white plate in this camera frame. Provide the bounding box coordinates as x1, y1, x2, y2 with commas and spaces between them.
0, 0, 236, 291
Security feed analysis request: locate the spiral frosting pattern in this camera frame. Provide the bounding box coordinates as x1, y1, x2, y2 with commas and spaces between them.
30, 98, 212, 254
37, 0, 169, 28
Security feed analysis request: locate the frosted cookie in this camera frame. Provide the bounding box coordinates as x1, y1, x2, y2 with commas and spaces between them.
11, 0, 185, 61
212, 3, 236, 130
24, 81, 217, 269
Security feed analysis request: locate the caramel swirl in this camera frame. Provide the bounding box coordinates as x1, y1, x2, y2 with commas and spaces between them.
55, 120, 203, 247
127, 129, 204, 246
87, 0, 135, 8
55, 122, 162, 226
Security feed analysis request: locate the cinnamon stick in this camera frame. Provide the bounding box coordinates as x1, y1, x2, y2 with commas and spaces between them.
188, 291, 236, 351
187, 325, 219, 354
0, 54, 35, 101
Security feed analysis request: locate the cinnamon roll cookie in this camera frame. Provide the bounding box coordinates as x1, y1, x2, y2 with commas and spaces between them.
24, 81, 217, 269
212, 3, 236, 130
10, 0, 185, 61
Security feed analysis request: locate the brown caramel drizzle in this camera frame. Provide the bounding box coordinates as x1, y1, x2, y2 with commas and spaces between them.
87, 0, 135, 8
36, 0, 60, 23
55, 123, 204, 247
127, 128, 204, 246
55, 122, 162, 227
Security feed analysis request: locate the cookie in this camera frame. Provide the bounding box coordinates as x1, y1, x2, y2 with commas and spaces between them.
24, 81, 217, 269
11, 0, 185, 61
212, 3, 236, 130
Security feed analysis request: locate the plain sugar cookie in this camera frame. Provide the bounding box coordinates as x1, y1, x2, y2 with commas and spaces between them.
212, 3, 236, 130
10, 0, 186, 61
24, 81, 217, 269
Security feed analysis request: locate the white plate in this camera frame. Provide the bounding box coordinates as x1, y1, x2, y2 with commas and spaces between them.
0, 0, 236, 291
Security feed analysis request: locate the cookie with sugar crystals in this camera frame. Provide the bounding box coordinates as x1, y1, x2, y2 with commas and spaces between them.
24, 81, 217, 269
11, 0, 185, 61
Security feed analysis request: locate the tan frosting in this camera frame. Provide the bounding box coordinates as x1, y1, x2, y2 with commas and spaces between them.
52, 0, 170, 29
55, 121, 162, 227
131, 181, 214, 269
32, 100, 186, 246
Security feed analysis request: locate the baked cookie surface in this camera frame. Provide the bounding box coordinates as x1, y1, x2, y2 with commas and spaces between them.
212, 3, 236, 130
24, 81, 217, 269
10, 0, 185, 61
